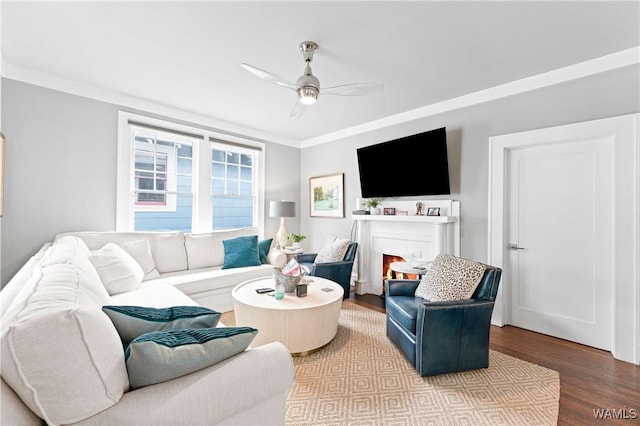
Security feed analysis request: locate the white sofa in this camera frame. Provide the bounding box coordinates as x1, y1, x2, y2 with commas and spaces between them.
57, 227, 287, 312
0, 230, 295, 425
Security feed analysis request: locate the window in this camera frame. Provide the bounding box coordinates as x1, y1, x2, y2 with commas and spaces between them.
117, 112, 265, 233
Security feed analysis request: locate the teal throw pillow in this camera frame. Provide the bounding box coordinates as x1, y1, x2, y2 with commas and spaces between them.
258, 238, 273, 264
125, 327, 258, 389
222, 235, 261, 269
102, 305, 221, 343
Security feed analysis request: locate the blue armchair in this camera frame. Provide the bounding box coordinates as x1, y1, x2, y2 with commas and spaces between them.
295, 242, 358, 300
384, 263, 502, 376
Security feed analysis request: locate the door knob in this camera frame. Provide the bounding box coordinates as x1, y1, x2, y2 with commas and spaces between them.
508, 244, 525, 250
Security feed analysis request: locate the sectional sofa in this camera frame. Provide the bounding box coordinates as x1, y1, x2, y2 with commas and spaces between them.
0, 228, 295, 425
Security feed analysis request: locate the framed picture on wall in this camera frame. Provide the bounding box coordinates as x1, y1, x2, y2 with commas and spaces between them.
309, 173, 344, 218
0, 132, 5, 217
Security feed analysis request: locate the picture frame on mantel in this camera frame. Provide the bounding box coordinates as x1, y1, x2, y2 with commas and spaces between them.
309, 173, 344, 218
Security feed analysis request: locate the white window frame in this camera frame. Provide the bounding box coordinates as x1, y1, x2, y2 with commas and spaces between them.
117, 111, 266, 233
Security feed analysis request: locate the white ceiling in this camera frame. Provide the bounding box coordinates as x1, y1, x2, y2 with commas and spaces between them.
2, 1, 639, 145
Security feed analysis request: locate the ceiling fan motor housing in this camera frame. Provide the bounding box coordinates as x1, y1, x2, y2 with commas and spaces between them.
296, 65, 320, 104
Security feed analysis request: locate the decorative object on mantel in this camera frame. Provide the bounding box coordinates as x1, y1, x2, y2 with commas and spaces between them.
383, 207, 395, 215
365, 198, 383, 215
310, 173, 345, 218
415, 202, 424, 216
426, 207, 441, 216
397, 210, 408, 216
269, 200, 296, 249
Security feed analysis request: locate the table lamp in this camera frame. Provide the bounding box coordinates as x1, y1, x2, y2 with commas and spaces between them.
269, 201, 296, 249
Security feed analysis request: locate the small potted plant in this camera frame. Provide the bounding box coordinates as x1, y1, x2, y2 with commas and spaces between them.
365, 198, 383, 215
288, 233, 306, 249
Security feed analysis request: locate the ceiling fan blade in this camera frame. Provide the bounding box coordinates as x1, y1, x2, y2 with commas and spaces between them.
321, 82, 384, 96
290, 101, 309, 120
240, 63, 296, 91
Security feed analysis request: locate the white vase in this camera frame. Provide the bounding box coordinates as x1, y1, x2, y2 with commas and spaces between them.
292, 242, 302, 250
370, 207, 381, 215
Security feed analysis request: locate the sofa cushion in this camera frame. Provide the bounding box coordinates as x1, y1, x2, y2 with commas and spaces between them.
149, 233, 188, 273
1, 261, 128, 425
90, 243, 144, 295
222, 235, 261, 269
125, 327, 257, 389
314, 238, 350, 263
258, 238, 273, 264
119, 239, 160, 281
102, 305, 221, 343
414, 253, 486, 301
185, 227, 259, 269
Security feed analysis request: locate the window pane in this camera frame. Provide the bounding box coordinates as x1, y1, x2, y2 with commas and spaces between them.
212, 195, 253, 229
227, 152, 239, 164
177, 144, 192, 157
226, 180, 239, 195
212, 149, 225, 162
177, 158, 191, 174
240, 166, 252, 180
212, 163, 225, 178
227, 164, 239, 179
240, 154, 252, 167
135, 194, 192, 232
135, 152, 155, 171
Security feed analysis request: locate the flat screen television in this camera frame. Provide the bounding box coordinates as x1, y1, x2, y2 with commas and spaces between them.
356, 127, 450, 198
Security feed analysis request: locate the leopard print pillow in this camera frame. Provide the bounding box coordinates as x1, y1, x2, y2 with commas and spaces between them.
314, 238, 351, 264
414, 253, 486, 301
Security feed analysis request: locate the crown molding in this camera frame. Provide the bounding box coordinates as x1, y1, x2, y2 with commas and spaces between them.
3, 46, 638, 150
300, 46, 640, 148
0, 60, 300, 148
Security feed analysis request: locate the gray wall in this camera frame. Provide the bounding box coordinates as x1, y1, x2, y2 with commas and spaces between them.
299, 65, 640, 261
1, 79, 300, 285
2, 65, 639, 286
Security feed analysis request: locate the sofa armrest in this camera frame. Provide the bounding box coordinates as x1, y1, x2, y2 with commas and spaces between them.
267, 250, 287, 268
75, 342, 295, 426
385, 279, 420, 297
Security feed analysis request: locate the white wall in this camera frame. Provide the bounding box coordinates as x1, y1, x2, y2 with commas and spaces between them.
298, 65, 640, 264
0, 79, 300, 285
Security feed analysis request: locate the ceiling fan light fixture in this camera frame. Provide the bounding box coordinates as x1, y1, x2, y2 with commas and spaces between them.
298, 86, 319, 105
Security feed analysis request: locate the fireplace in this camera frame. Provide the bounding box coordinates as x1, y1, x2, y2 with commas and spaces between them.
352, 200, 460, 296
382, 254, 418, 288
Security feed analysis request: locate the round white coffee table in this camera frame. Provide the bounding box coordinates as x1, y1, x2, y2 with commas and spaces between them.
232, 276, 344, 356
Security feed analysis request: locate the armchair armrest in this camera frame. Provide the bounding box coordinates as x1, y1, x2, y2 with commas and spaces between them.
295, 253, 317, 263
385, 279, 420, 297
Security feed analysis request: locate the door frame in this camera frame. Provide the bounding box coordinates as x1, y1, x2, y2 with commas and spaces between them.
487, 113, 639, 365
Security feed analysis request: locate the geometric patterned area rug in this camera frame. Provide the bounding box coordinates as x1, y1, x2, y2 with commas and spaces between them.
286, 301, 560, 426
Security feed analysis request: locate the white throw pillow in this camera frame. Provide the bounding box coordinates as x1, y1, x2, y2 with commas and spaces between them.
90, 243, 144, 295
119, 239, 160, 281
414, 253, 486, 301
149, 233, 188, 273
314, 238, 351, 264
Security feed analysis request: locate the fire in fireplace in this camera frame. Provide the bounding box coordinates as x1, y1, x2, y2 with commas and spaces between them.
382, 254, 418, 290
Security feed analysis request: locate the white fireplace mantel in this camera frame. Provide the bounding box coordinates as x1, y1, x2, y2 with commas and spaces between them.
352, 200, 460, 296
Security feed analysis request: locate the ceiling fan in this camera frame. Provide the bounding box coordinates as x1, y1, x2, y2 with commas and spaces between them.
241, 41, 383, 120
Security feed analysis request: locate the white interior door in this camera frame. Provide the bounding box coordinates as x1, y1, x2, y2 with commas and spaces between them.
507, 136, 613, 350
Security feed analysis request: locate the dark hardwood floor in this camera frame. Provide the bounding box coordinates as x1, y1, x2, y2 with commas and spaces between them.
350, 293, 640, 425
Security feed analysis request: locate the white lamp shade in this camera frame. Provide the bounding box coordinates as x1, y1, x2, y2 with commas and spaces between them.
269, 201, 296, 218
